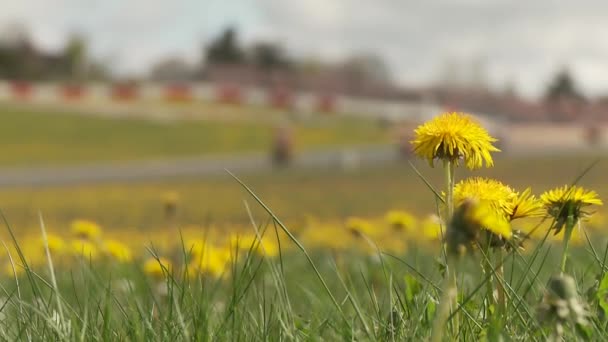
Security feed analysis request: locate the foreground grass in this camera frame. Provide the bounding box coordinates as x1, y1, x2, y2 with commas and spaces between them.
0, 193, 606, 340
0, 103, 391, 166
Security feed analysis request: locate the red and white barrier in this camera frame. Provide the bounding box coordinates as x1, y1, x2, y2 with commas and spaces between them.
0, 80, 438, 121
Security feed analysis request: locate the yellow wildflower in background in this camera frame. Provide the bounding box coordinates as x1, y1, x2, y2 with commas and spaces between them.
345, 217, 375, 237
229, 234, 279, 258
189, 245, 231, 278
4, 262, 23, 278
71, 240, 99, 260
143, 257, 172, 279
40, 234, 66, 255
71, 220, 102, 240
103, 240, 133, 263
385, 210, 417, 232
421, 215, 443, 241
541, 185, 603, 233
411, 112, 499, 169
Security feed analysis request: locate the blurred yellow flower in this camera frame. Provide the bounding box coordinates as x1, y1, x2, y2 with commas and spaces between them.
229, 234, 279, 257
103, 240, 132, 263
163, 191, 180, 206
143, 257, 172, 279
185, 239, 209, 257
41, 234, 66, 255
385, 210, 417, 232
448, 199, 511, 255
71, 220, 102, 240
345, 217, 375, 237
411, 112, 499, 169
300, 223, 352, 250
421, 215, 443, 241
189, 245, 231, 278
4, 262, 23, 277
71, 240, 99, 260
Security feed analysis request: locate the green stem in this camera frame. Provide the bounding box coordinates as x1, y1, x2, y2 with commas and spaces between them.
444, 159, 455, 218
560, 214, 575, 274
431, 259, 458, 342
495, 249, 506, 315
483, 254, 495, 317
431, 160, 457, 341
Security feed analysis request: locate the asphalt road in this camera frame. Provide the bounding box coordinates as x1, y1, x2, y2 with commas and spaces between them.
0, 144, 603, 188
0, 146, 400, 188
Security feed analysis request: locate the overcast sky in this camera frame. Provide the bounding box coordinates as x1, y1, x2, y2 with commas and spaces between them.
2, 0, 608, 99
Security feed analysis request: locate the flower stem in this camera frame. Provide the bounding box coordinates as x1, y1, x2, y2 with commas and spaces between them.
560, 214, 575, 274
431, 259, 458, 342
444, 159, 455, 218
495, 249, 506, 315
483, 252, 495, 317
431, 160, 458, 341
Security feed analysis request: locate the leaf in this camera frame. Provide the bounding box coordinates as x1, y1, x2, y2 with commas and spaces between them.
596, 273, 608, 318
404, 274, 421, 303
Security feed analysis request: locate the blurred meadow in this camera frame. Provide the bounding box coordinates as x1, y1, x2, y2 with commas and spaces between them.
0, 103, 390, 166
2, 2, 608, 340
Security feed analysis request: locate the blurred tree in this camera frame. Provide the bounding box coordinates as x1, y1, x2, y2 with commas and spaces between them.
205, 26, 244, 65
149, 57, 193, 81
341, 53, 391, 84
545, 68, 584, 101
63, 33, 88, 81
0, 24, 38, 79
249, 41, 290, 70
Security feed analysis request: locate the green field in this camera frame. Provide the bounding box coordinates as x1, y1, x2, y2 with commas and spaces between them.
0, 153, 605, 233
0, 103, 391, 166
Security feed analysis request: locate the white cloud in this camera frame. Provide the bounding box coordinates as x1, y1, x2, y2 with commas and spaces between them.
2, 0, 608, 98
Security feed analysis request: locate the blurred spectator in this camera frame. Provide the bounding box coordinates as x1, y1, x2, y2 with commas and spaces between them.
396, 122, 415, 159
584, 123, 601, 146
272, 123, 294, 166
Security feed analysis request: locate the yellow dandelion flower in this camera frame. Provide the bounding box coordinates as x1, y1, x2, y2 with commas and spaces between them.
448, 199, 511, 255
163, 191, 180, 206
40, 233, 66, 255
71, 240, 99, 260
411, 112, 499, 169
466, 201, 512, 239
71, 219, 102, 240
454, 178, 543, 222
185, 239, 210, 257
143, 257, 172, 279
421, 215, 444, 241
189, 245, 231, 278
510, 188, 545, 220
229, 234, 279, 257
345, 217, 375, 237
300, 223, 352, 250
103, 240, 133, 263
541, 185, 603, 232
454, 177, 516, 219
385, 210, 417, 232
4, 262, 23, 278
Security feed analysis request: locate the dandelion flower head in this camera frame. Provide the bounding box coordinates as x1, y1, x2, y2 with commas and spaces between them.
411, 112, 499, 169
